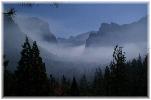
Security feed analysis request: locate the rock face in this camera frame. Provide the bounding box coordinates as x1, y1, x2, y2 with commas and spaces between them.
85, 16, 147, 47
98, 22, 120, 35
15, 17, 57, 44
58, 31, 96, 46
68, 31, 95, 44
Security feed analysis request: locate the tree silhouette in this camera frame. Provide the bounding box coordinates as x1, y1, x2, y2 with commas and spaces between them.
103, 66, 111, 96
4, 41, 147, 96
3, 8, 16, 18
49, 74, 57, 95
15, 37, 32, 95
70, 77, 79, 96
15, 37, 50, 96
4, 55, 15, 96
142, 55, 147, 96
109, 45, 128, 96
92, 67, 104, 95
30, 41, 50, 95
61, 75, 70, 95
79, 74, 89, 96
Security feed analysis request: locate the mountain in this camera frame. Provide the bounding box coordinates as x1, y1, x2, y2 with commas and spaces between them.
57, 31, 96, 46
15, 17, 57, 44
85, 16, 147, 47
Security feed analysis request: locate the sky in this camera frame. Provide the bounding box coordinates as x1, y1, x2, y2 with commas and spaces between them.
4, 3, 148, 38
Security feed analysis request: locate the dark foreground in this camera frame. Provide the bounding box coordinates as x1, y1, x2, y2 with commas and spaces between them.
4, 37, 148, 96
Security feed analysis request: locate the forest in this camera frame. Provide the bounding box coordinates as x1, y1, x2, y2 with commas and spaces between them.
3, 37, 148, 96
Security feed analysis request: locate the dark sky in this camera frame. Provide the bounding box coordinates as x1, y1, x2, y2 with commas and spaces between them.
4, 3, 148, 38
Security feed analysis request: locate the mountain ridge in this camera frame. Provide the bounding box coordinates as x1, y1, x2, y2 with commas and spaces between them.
56, 16, 147, 47
85, 16, 147, 47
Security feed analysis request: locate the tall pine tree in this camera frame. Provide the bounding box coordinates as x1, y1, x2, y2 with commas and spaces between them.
109, 45, 128, 96
15, 37, 50, 96
30, 41, 50, 95
15, 37, 32, 95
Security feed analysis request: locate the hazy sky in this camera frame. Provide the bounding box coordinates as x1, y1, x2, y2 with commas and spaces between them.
4, 3, 148, 38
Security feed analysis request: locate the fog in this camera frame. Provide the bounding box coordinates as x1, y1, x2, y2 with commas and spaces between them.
39, 41, 147, 64
4, 15, 147, 78
35, 40, 147, 79
14, 15, 148, 64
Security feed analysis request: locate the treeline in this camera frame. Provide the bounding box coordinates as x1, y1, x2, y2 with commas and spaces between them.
4, 37, 148, 96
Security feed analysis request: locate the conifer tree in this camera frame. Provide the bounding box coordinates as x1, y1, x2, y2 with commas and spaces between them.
139, 55, 147, 96
109, 45, 128, 96
49, 74, 56, 95
143, 55, 147, 96
103, 66, 111, 96
15, 37, 32, 95
30, 41, 50, 95
79, 74, 89, 96
15, 37, 50, 96
92, 67, 104, 95
70, 77, 79, 96
61, 75, 70, 95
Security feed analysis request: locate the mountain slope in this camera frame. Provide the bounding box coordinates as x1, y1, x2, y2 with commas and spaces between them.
57, 31, 96, 46
14, 16, 57, 44
85, 16, 147, 47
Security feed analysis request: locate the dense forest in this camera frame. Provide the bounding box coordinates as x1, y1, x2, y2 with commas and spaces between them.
4, 37, 148, 96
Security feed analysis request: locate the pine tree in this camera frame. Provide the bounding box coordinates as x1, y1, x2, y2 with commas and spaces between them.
138, 54, 143, 66
30, 41, 50, 95
109, 45, 128, 96
126, 55, 148, 96
49, 74, 56, 95
92, 67, 104, 95
15, 37, 32, 95
61, 75, 67, 88
15, 37, 50, 96
61, 75, 70, 95
143, 55, 147, 96
103, 66, 111, 96
139, 55, 147, 96
70, 77, 79, 96
79, 74, 89, 96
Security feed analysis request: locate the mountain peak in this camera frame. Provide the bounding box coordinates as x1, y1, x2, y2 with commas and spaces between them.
86, 16, 147, 47
99, 22, 120, 34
